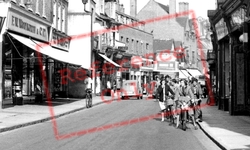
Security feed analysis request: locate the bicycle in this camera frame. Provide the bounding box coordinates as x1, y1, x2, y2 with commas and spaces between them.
86, 89, 92, 108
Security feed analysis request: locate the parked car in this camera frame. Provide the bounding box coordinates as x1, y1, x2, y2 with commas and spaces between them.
147, 80, 157, 98
121, 80, 143, 99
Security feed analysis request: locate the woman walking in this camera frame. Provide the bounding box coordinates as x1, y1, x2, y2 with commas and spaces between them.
157, 78, 175, 122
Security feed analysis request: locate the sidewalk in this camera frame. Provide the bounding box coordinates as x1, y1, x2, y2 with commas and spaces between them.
197, 99, 250, 150
0, 95, 119, 133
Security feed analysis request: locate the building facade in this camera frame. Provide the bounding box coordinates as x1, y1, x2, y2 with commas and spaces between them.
208, 0, 250, 115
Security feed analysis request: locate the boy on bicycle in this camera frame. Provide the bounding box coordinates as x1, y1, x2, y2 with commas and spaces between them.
84, 72, 92, 99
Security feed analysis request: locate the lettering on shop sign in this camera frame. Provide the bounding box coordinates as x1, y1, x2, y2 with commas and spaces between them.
52, 31, 70, 51
8, 11, 48, 41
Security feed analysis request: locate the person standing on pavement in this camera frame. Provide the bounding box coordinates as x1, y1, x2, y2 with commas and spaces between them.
157, 78, 175, 122
190, 77, 203, 122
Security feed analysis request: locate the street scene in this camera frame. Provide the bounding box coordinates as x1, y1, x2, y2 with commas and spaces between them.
0, 0, 250, 150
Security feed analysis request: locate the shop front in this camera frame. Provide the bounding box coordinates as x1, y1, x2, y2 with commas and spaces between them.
154, 52, 179, 79
1, 3, 81, 107
208, 0, 250, 115
1, 3, 52, 106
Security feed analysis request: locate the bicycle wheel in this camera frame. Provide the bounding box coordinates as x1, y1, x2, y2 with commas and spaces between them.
86, 94, 90, 108
89, 96, 92, 108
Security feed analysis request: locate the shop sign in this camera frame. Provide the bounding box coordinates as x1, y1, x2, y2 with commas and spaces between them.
116, 71, 121, 77
230, 7, 249, 29
51, 29, 70, 51
215, 18, 228, 41
157, 61, 175, 70
7, 11, 49, 41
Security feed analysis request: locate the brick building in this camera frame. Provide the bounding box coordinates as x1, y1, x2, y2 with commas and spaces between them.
136, 0, 186, 42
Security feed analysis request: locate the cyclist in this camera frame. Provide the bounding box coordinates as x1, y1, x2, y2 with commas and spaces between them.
176, 79, 198, 130
84, 71, 92, 107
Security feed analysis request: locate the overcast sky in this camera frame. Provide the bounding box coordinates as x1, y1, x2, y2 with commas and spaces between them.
120, 0, 216, 19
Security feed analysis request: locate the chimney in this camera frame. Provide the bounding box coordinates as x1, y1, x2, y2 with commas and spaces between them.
130, 0, 137, 17
184, 2, 189, 12
169, 0, 176, 15
179, 2, 185, 13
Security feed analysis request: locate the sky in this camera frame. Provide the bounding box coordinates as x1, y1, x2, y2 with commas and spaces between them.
120, 0, 216, 19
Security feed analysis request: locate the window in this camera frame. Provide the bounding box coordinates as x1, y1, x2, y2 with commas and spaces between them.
141, 42, 143, 54
57, 3, 61, 30
146, 43, 149, 50
131, 39, 134, 52
62, 5, 66, 33
192, 51, 195, 64
52, 0, 57, 28
126, 38, 129, 43
120, 36, 123, 42
136, 40, 139, 54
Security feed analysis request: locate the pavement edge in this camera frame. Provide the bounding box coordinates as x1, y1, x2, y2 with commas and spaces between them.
0, 99, 114, 133
197, 122, 227, 150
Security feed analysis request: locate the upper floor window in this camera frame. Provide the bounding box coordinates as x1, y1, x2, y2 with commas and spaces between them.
57, 3, 61, 30
126, 38, 129, 43
120, 36, 123, 42
131, 39, 134, 52
62, 5, 66, 33
52, 0, 57, 28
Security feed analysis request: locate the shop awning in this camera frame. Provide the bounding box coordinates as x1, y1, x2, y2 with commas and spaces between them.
180, 69, 191, 78
8, 32, 84, 67
179, 70, 188, 79
186, 69, 203, 77
98, 53, 121, 67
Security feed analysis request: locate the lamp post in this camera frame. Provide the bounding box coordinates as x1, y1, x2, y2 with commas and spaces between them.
82, 0, 95, 95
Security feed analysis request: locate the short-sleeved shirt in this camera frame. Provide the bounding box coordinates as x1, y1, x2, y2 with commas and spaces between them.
84, 77, 92, 89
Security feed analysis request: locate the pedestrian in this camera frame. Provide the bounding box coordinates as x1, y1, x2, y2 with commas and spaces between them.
176, 79, 198, 130
154, 75, 161, 102
84, 72, 92, 99
190, 77, 203, 122
157, 78, 175, 122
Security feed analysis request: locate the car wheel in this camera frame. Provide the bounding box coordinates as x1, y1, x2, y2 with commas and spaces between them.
121, 96, 124, 100
137, 96, 139, 99
140, 96, 143, 99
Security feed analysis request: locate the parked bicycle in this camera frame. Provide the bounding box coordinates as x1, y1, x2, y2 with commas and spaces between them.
86, 89, 92, 108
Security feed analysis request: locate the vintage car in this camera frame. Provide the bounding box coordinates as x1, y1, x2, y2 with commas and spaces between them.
121, 80, 143, 99
147, 80, 157, 98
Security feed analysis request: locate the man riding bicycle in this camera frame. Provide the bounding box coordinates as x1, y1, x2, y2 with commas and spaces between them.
84, 72, 92, 107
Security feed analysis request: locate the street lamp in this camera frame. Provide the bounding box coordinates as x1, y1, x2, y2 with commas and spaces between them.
82, 0, 95, 94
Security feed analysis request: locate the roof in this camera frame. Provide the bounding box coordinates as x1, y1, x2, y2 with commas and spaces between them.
153, 39, 173, 52
156, 2, 169, 13
176, 17, 188, 28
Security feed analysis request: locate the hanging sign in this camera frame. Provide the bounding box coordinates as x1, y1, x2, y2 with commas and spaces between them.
215, 18, 228, 41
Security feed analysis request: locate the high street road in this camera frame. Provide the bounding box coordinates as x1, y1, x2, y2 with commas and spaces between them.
0, 97, 221, 150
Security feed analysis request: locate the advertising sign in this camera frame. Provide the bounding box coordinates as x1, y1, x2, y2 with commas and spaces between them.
7, 11, 49, 41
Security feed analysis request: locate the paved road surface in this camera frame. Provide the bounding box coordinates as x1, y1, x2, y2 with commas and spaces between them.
0, 97, 221, 150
